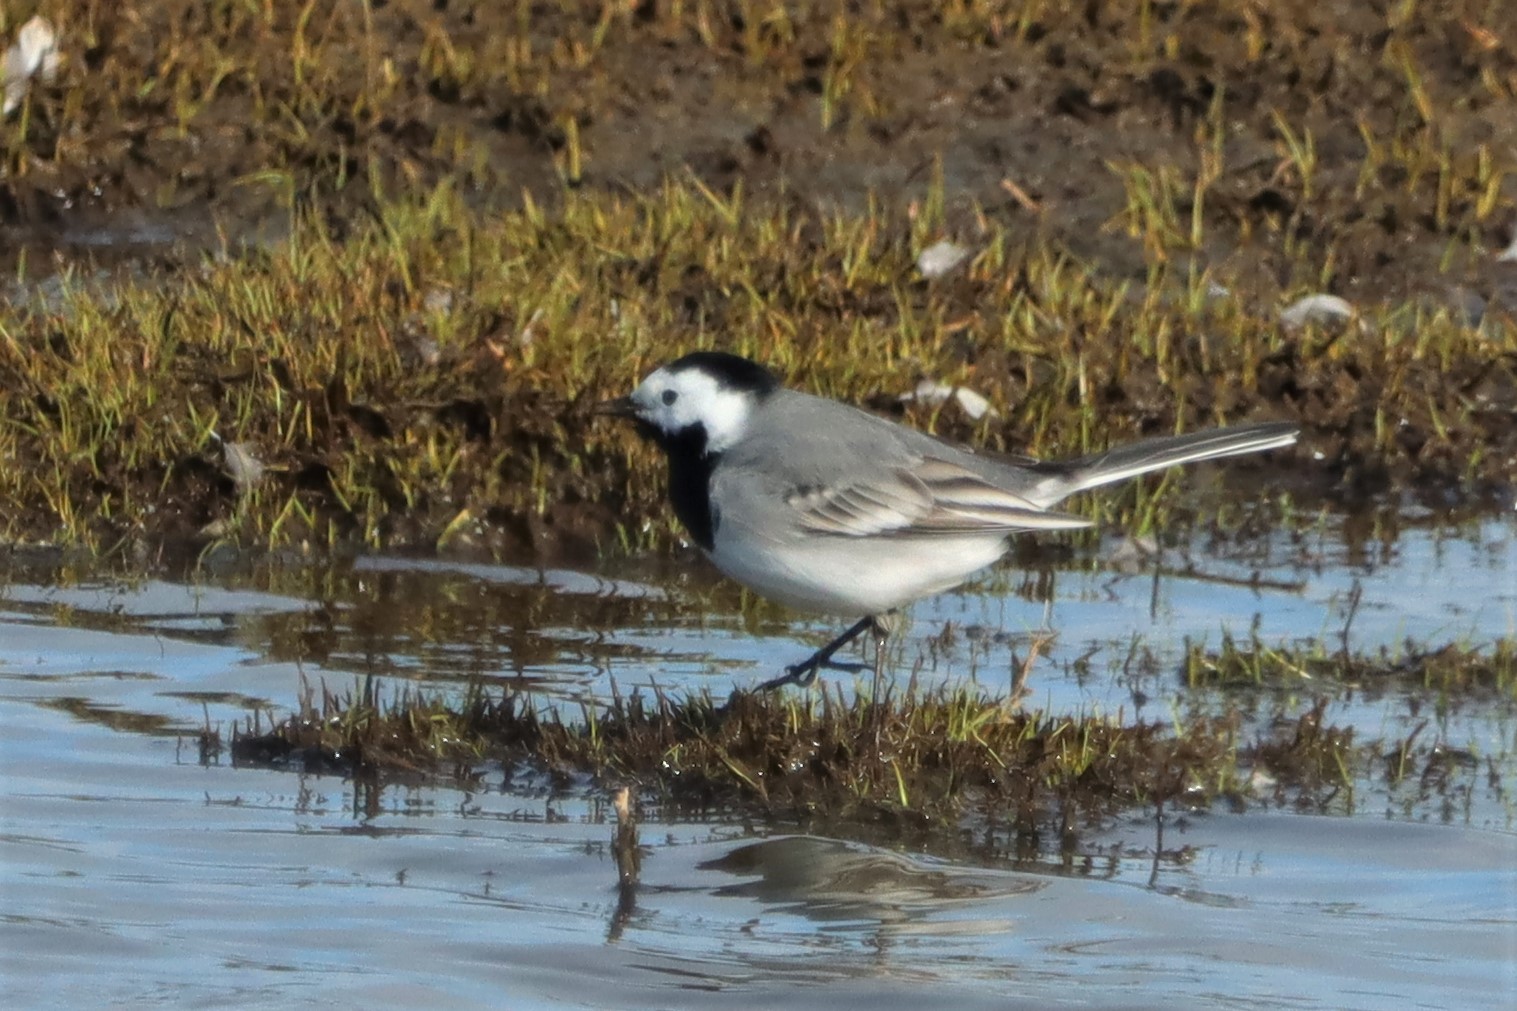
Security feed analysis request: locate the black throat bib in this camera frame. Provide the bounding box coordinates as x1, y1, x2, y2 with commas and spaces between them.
640, 421, 719, 551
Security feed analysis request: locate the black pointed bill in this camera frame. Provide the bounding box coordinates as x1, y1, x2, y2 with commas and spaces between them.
596, 395, 638, 418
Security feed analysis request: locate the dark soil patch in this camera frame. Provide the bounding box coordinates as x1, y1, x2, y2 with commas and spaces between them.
4, 2, 1515, 309
1, 2, 1514, 553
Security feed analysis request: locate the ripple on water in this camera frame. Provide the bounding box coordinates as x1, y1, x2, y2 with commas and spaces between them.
0, 516, 1513, 1007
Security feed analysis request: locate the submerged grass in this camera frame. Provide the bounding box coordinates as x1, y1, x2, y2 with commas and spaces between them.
224, 633, 1517, 845
231, 675, 1249, 833
1184, 632, 1517, 698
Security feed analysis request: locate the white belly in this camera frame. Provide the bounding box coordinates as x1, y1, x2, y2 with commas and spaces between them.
707, 526, 1011, 616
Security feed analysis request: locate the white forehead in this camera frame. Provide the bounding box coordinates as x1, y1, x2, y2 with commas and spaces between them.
633, 365, 754, 453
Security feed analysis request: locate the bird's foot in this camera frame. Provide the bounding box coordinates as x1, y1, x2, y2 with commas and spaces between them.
757, 666, 813, 692
758, 656, 873, 691
755, 615, 893, 692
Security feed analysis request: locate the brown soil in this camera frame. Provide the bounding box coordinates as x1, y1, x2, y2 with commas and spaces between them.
2, 3, 1515, 554
4, 2, 1515, 307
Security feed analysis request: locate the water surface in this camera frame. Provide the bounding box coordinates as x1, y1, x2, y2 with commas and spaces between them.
2, 515, 1514, 1008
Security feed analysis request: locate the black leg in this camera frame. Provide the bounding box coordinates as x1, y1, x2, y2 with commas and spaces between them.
867, 622, 892, 746
869, 622, 888, 703
758, 615, 889, 691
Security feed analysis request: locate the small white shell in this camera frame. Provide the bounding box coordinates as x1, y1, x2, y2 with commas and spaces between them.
3, 16, 60, 117
916, 240, 970, 279
213, 435, 266, 493
1247, 769, 1279, 795
1279, 293, 1355, 331
900, 379, 998, 420
1498, 233, 1517, 263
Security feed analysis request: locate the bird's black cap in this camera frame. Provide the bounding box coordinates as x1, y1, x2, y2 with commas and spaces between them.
666, 351, 780, 396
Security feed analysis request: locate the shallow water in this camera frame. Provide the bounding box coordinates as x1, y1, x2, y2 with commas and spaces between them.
2, 514, 1515, 1008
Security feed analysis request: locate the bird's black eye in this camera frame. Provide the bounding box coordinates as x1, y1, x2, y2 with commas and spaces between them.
661, 389, 678, 406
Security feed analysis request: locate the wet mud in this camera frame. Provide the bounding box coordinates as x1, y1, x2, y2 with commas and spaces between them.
5, 2, 1515, 302
1, 3, 1514, 550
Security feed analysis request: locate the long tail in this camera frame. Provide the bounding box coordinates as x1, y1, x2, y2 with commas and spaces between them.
1031, 422, 1299, 506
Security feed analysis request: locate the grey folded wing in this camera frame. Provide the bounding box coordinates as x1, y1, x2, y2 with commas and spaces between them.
785, 456, 1092, 538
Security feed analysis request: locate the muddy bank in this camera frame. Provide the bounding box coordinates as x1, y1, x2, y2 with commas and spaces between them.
0, 3, 1514, 555
1, 181, 1515, 556
3, 2, 1515, 309
0, 185, 1512, 556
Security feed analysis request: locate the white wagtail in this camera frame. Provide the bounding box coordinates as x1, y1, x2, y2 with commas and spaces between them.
603, 351, 1298, 690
